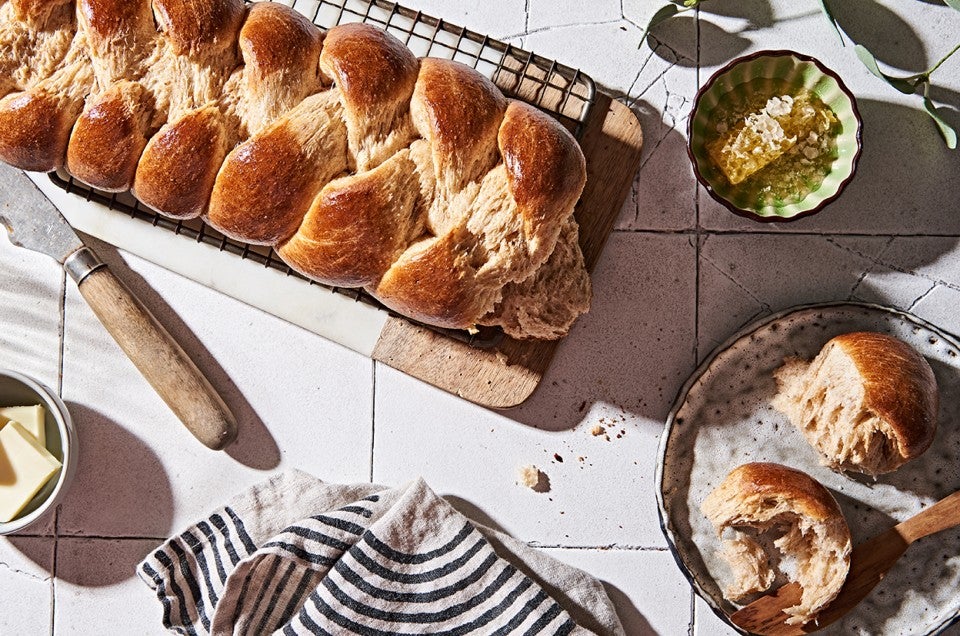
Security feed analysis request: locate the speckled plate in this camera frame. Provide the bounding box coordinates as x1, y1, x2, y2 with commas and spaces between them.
656, 302, 960, 635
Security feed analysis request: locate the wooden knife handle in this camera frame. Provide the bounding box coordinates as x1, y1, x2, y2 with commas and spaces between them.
77, 266, 238, 450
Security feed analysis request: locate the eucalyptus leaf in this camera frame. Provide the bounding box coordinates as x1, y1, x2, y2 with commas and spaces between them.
923, 95, 958, 149
818, 0, 844, 44
641, 4, 683, 43
854, 44, 918, 94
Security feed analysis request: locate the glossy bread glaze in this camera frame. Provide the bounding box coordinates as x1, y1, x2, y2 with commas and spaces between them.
0, 1, 590, 339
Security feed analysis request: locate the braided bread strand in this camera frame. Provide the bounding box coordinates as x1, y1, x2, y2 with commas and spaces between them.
0, 0, 591, 339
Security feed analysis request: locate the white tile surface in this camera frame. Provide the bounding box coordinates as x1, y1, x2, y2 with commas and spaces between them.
694, 595, 739, 636
0, 537, 53, 635
543, 548, 693, 635
54, 537, 165, 636
0, 234, 63, 393
527, 0, 620, 33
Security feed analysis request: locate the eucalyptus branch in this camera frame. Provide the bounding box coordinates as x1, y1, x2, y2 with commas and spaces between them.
855, 42, 959, 148
639, 0, 959, 149
928, 42, 960, 76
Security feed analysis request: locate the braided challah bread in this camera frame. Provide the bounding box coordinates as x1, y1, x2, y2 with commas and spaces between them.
0, 0, 591, 340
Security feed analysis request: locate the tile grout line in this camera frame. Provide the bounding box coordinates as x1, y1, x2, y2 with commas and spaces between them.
51, 268, 66, 636
56, 270, 66, 396
369, 361, 376, 483
49, 508, 58, 636
691, 11, 702, 636
533, 544, 670, 551
612, 228, 960, 238
693, 7, 702, 367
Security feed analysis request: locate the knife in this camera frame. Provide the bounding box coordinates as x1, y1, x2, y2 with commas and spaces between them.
0, 164, 237, 450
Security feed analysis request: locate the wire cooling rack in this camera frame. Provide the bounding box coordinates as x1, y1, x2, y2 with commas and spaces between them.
50, 0, 598, 348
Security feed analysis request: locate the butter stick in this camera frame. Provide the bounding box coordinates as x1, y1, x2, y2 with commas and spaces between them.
0, 421, 62, 523
0, 405, 46, 447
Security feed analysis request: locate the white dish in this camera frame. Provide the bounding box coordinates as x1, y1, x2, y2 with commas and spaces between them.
657, 302, 960, 635
0, 369, 77, 534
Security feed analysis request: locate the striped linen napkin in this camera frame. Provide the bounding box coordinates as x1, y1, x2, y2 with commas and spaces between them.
138, 471, 624, 635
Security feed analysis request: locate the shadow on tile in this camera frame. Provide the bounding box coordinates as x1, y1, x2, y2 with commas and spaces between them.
56, 402, 173, 538
845, 98, 960, 223
7, 534, 156, 587
827, 0, 927, 72
82, 238, 281, 470
699, 0, 775, 30
506, 234, 697, 433
600, 581, 659, 636
646, 15, 752, 68
443, 495, 510, 535
612, 98, 695, 231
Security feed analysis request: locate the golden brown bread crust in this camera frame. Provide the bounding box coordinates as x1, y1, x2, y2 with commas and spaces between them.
833, 332, 939, 460
0, 90, 79, 171
208, 123, 312, 243
67, 81, 153, 191
239, 3, 323, 81
711, 462, 843, 522
12, 0, 71, 24
702, 462, 852, 625
79, 0, 148, 42
499, 101, 587, 256
152, 0, 245, 57
321, 24, 419, 119
278, 150, 422, 287
412, 58, 506, 187
0, 3, 591, 339
133, 107, 229, 218
208, 91, 349, 243
375, 230, 489, 328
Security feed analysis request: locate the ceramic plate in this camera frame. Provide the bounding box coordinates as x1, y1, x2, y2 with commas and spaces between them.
688, 50, 862, 222
657, 302, 960, 634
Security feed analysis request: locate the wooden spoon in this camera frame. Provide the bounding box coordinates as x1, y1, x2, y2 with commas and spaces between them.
730, 489, 960, 635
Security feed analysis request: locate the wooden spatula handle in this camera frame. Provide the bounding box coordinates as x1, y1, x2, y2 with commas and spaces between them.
897, 490, 960, 543
77, 266, 238, 450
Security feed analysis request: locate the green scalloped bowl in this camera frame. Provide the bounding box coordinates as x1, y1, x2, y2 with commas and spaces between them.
688, 50, 862, 222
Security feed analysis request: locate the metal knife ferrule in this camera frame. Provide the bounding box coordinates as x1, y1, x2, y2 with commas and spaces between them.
64, 246, 106, 285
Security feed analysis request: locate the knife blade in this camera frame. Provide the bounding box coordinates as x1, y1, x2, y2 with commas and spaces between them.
0, 163, 237, 450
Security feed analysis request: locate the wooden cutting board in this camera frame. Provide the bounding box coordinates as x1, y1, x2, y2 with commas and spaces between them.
373, 93, 644, 408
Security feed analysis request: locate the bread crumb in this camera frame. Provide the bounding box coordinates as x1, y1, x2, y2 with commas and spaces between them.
517, 465, 550, 492
590, 424, 606, 436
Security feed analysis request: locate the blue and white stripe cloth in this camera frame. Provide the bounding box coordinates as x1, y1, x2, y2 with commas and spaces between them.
138, 471, 623, 635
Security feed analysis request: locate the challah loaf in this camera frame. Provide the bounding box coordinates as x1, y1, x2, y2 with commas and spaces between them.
0, 0, 591, 340
701, 462, 852, 626
772, 332, 938, 475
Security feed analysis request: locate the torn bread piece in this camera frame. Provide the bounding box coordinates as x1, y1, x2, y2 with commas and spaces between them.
701, 462, 851, 626
772, 332, 939, 475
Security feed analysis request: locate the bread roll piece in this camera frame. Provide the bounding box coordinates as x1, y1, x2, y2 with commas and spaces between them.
701, 462, 851, 626
773, 332, 939, 475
